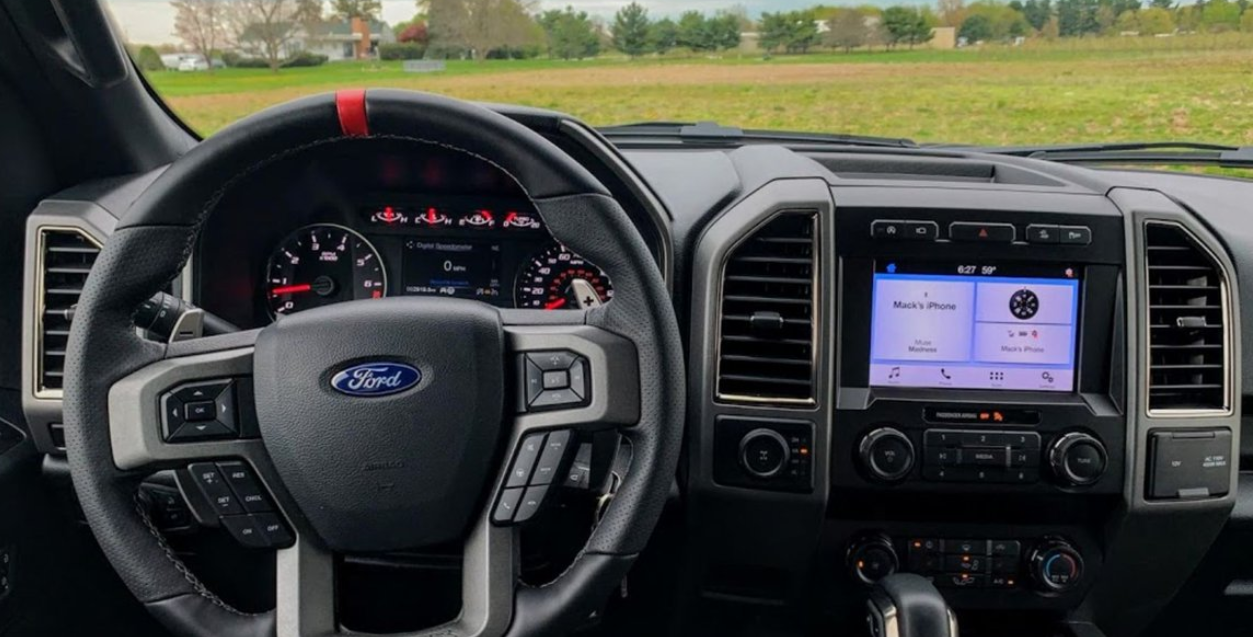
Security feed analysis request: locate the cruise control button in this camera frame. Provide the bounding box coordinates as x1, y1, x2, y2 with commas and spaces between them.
184, 401, 216, 422
217, 461, 272, 513
530, 430, 571, 486
950, 222, 1015, 243
493, 488, 523, 523
220, 515, 268, 548
1060, 226, 1092, 245
188, 463, 242, 515
506, 434, 546, 488
514, 485, 549, 523
252, 513, 294, 548
169, 420, 234, 442
530, 388, 581, 409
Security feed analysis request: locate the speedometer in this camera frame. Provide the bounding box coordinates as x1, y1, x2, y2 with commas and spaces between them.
265, 224, 386, 318
515, 244, 613, 310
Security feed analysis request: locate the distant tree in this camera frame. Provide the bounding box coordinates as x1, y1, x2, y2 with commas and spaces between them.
758, 10, 820, 53
1149, 0, 1173, 8
709, 11, 744, 50
423, 0, 540, 60
398, 21, 429, 43
425, 0, 469, 56
649, 17, 678, 54
1175, 4, 1202, 31
1138, 6, 1177, 32
1200, 0, 1242, 31
1022, 0, 1052, 30
1242, 7, 1253, 31
135, 45, 165, 71
1042, 14, 1061, 36
538, 7, 600, 59
172, 0, 229, 74
293, 0, 323, 30
959, 13, 994, 40
612, 2, 651, 57
826, 8, 869, 51
910, 7, 937, 45
229, 0, 300, 72
677, 11, 711, 51
882, 6, 920, 47
937, 0, 968, 26
332, 0, 381, 20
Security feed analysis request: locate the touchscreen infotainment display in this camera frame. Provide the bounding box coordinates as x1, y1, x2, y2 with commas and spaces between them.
869, 262, 1081, 392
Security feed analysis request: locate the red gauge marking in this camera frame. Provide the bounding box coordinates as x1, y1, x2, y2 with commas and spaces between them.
271, 283, 312, 296
544, 298, 568, 310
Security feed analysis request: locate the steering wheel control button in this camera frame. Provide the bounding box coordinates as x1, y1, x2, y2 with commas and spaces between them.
1059, 226, 1092, 245
216, 461, 273, 513
493, 488, 524, 523
220, 515, 268, 549
1026, 224, 1060, 243
950, 222, 1015, 243
252, 513, 294, 548
519, 352, 590, 412
531, 430, 571, 486
184, 401, 215, 422
187, 463, 242, 516
506, 434, 546, 488
514, 485, 549, 523
858, 427, 915, 483
161, 379, 241, 442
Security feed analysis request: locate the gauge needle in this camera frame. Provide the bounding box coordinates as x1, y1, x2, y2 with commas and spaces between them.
544, 298, 567, 310
271, 283, 312, 296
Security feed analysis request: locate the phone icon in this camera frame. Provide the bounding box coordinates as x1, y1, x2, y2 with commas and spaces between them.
940, 368, 952, 380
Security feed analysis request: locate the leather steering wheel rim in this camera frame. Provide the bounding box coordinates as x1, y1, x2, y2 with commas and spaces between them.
62, 89, 684, 637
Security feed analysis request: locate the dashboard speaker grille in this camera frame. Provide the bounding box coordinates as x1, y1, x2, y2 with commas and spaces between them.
1144, 223, 1229, 414
37, 228, 100, 396
716, 212, 817, 405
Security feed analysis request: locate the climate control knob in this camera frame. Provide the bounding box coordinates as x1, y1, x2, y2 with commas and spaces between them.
1028, 538, 1084, 593
1048, 433, 1107, 487
739, 428, 790, 478
858, 427, 915, 482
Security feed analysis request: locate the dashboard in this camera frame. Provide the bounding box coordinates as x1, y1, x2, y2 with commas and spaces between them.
17, 106, 1253, 637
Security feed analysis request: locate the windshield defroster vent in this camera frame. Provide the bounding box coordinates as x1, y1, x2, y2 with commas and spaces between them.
716, 212, 818, 405
36, 228, 101, 396
1144, 223, 1230, 414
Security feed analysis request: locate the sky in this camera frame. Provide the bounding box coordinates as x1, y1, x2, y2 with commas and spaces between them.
105, 0, 840, 45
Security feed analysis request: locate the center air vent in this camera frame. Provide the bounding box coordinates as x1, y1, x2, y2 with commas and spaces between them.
1144, 223, 1229, 414
716, 212, 818, 405
37, 228, 101, 396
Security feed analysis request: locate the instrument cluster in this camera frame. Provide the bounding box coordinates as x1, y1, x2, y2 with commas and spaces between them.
262, 197, 613, 320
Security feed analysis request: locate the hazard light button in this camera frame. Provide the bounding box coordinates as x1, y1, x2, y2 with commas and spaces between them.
950, 222, 1015, 243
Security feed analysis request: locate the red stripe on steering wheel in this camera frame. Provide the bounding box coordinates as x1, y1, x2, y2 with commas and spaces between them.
336, 89, 369, 137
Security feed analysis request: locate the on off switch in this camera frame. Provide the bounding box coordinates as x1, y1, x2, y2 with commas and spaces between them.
859, 427, 915, 482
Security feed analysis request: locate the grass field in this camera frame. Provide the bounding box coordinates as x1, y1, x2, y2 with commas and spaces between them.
147, 34, 1253, 147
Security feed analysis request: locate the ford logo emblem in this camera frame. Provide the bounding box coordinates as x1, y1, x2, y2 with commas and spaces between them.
331, 362, 422, 397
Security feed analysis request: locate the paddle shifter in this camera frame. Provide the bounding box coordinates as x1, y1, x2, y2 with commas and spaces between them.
866, 574, 959, 637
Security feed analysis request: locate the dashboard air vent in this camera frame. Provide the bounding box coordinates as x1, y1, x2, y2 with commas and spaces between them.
37, 228, 101, 396
716, 212, 817, 405
1145, 223, 1229, 413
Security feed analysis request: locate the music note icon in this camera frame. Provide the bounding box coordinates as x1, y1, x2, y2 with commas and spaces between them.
888, 366, 901, 380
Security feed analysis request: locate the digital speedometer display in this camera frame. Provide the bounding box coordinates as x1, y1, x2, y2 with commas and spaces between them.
265, 224, 386, 317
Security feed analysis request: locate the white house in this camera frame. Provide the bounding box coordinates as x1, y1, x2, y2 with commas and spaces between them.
286, 17, 396, 61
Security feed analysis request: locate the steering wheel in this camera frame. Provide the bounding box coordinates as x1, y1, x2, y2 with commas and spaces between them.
62, 89, 683, 637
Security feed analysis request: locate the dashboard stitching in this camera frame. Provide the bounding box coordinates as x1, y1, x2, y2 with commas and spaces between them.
132, 492, 260, 617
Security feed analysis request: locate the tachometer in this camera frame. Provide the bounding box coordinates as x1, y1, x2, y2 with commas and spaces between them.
265, 224, 386, 318
515, 244, 613, 310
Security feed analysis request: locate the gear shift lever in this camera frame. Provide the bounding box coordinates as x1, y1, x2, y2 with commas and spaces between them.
867, 574, 959, 637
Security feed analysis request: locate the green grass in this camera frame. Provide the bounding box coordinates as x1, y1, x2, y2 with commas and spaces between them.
146, 33, 1253, 156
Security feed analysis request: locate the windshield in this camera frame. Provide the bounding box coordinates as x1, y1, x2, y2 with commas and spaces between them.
105, 0, 1253, 148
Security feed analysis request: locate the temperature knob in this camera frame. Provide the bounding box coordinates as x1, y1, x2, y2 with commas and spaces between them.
847, 534, 899, 584
1029, 538, 1084, 593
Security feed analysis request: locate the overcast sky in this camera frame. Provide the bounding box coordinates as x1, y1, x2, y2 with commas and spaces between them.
106, 0, 890, 45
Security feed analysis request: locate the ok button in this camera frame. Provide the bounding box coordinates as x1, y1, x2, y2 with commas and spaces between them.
542, 370, 569, 390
